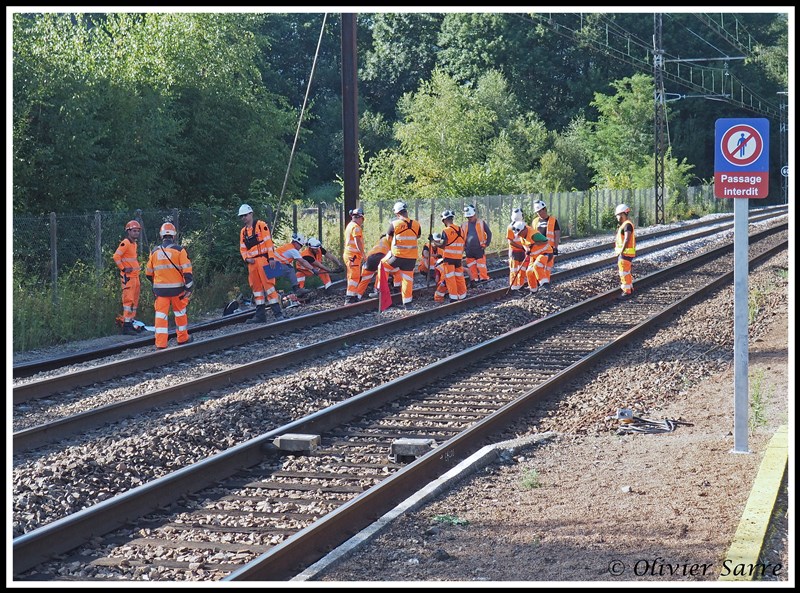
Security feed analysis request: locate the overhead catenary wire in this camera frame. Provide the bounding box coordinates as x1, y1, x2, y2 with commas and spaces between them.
273, 12, 328, 232
518, 12, 781, 120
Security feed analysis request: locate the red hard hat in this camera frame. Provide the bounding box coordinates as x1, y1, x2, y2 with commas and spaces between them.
125, 220, 141, 231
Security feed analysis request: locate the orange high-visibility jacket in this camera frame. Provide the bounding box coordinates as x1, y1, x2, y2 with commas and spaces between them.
146, 240, 193, 297
441, 224, 465, 261
113, 238, 140, 276
240, 220, 275, 261
344, 220, 364, 259
389, 216, 421, 259
532, 215, 558, 250
367, 235, 392, 258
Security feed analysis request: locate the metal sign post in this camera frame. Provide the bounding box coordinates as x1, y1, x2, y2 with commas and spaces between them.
714, 117, 770, 454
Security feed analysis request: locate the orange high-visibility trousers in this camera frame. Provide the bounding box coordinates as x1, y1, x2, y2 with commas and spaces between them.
154, 294, 190, 349
121, 274, 140, 323
248, 258, 279, 306
526, 254, 552, 291
345, 256, 363, 298
464, 255, 489, 281
508, 253, 527, 291
441, 262, 467, 301
618, 257, 634, 295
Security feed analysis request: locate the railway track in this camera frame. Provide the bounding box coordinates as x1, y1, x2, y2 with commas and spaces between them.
12, 218, 787, 452
12, 205, 785, 382
12, 220, 788, 581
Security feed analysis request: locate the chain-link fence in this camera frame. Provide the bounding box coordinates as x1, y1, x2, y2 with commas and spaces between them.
13, 185, 730, 294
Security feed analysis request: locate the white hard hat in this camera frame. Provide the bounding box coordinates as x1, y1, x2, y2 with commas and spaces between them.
432, 232, 444, 244
393, 201, 408, 214
511, 208, 524, 223
238, 204, 253, 216
291, 232, 306, 245
308, 237, 322, 249
159, 222, 176, 237
533, 200, 547, 213
615, 204, 631, 216
441, 209, 455, 222
511, 220, 526, 234
463, 205, 476, 217
349, 207, 364, 217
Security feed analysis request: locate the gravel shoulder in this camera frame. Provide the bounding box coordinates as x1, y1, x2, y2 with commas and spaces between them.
313, 254, 791, 583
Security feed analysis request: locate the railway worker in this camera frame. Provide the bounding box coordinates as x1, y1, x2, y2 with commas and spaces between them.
343, 207, 366, 304
433, 210, 468, 302
273, 234, 315, 299
507, 208, 529, 293
113, 220, 143, 336
238, 203, 283, 323
297, 237, 343, 292
417, 242, 440, 279
531, 199, 560, 279
512, 221, 553, 294
461, 204, 492, 285
430, 234, 448, 302
354, 233, 399, 300
145, 222, 194, 349
381, 201, 422, 308
614, 203, 636, 298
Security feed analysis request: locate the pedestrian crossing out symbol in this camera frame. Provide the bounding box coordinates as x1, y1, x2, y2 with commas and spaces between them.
720, 124, 763, 167
714, 118, 769, 199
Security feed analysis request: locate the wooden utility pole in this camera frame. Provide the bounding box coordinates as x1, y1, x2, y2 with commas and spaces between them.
341, 13, 359, 217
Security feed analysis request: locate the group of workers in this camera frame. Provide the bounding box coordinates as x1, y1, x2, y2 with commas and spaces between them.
113, 200, 636, 349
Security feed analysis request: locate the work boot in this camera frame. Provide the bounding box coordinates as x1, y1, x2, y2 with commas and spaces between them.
246, 304, 267, 324
271, 302, 284, 319
293, 285, 311, 298
122, 322, 139, 336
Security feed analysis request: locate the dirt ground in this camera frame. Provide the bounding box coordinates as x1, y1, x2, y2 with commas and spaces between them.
315, 296, 791, 583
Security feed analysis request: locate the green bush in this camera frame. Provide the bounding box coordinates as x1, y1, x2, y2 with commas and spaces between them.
575, 199, 591, 237
13, 261, 121, 351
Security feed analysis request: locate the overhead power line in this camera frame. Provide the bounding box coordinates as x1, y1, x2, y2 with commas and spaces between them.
523, 13, 781, 120
692, 13, 762, 57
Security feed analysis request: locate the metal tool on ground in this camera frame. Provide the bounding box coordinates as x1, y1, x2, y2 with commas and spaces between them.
612, 409, 694, 434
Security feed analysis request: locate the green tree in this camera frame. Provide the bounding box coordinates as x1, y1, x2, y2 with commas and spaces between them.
13, 13, 304, 214
582, 73, 654, 189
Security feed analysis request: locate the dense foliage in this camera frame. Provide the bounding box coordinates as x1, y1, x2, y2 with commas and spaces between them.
13, 11, 788, 217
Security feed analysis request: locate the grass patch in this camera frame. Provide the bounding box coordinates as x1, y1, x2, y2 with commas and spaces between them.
749, 368, 771, 432
520, 468, 541, 490
432, 514, 469, 526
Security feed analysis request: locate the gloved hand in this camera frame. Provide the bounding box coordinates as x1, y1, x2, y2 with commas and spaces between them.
427, 234, 434, 242
552, 248, 558, 256
183, 290, 193, 302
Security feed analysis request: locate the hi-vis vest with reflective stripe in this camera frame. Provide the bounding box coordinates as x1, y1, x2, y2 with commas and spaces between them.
240, 220, 275, 261
507, 224, 533, 253
343, 220, 364, 258
461, 219, 488, 246
519, 232, 553, 258
532, 215, 557, 250
273, 243, 299, 265
615, 220, 636, 257
113, 238, 140, 275
390, 216, 421, 258
146, 242, 193, 297
367, 235, 392, 258
441, 224, 465, 260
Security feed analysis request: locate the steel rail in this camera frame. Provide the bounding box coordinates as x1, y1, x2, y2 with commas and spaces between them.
12, 223, 787, 450
12, 235, 787, 577
12, 214, 787, 402
13, 206, 784, 379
